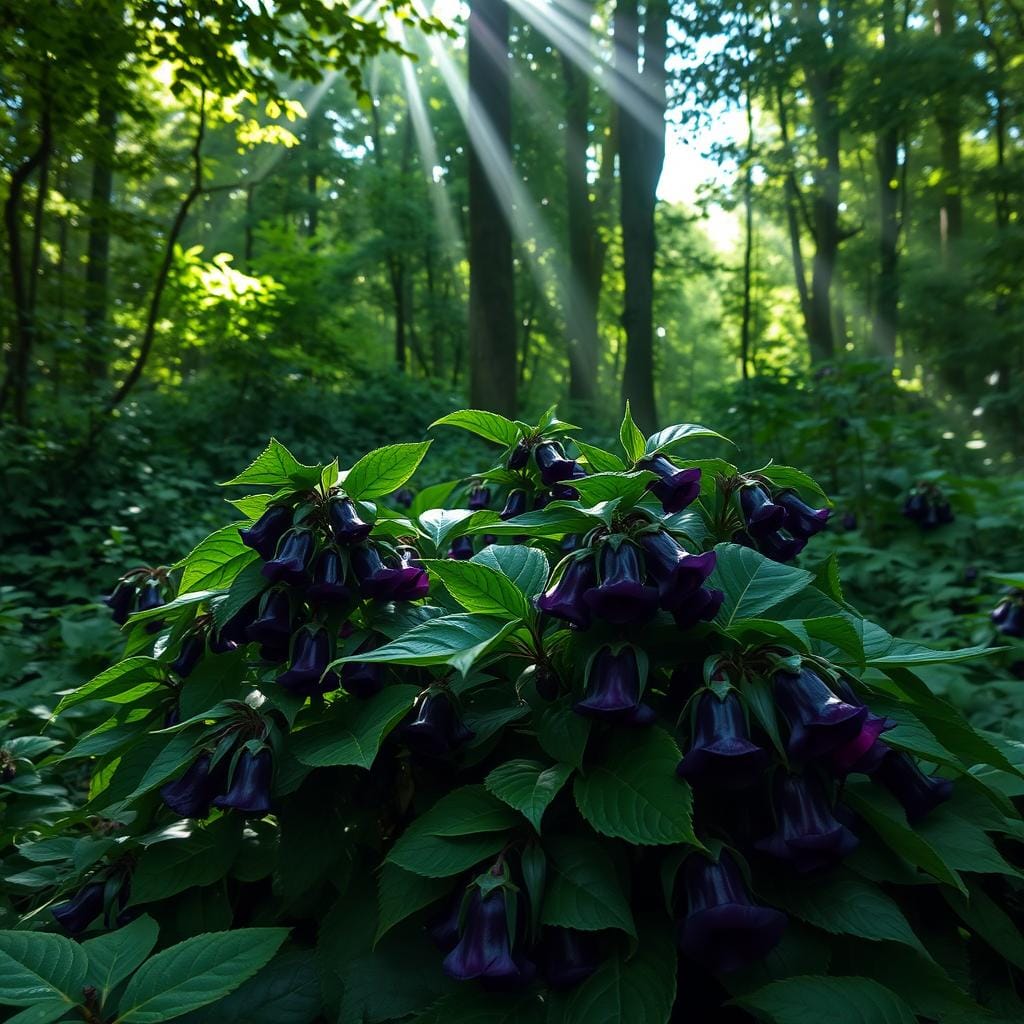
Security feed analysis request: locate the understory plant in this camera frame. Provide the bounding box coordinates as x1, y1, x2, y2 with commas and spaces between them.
2, 406, 1023, 1024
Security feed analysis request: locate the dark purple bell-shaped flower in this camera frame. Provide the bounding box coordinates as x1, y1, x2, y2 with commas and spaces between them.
395, 549, 430, 600
755, 773, 858, 872
500, 489, 528, 521
443, 887, 521, 981
903, 492, 928, 522
874, 750, 952, 823
351, 545, 428, 601
583, 542, 659, 625
169, 633, 204, 678
52, 882, 105, 935
160, 754, 218, 818
677, 691, 768, 789
468, 485, 491, 510
448, 535, 475, 560
757, 528, 807, 563
671, 587, 724, 629
828, 678, 894, 776
329, 497, 372, 545
638, 531, 717, 610
639, 455, 702, 514
777, 491, 831, 540
393, 488, 415, 508
262, 530, 314, 585
239, 504, 292, 559
536, 554, 597, 629
217, 595, 260, 648
277, 627, 334, 695
740, 483, 786, 538
403, 690, 474, 757
341, 660, 384, 698
508, 438, 531, 471
428, 884, 468, 952
574, 646, 653, 724
541, 927, 600, 990
534, 441, 578, 485
992, 599, 1024, 638
246, 589, 292, 645
307, 549, 352, 604
104, 580, 136, 626
774, 667, 866, 760
677, 853, 786, 973
138, 578, 164, 613
213, 748, 273, 815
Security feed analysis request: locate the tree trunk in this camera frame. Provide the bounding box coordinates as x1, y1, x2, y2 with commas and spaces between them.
616, 0, 666, 432
934, 0, 963, 263
306, 112, 320, 240
468, 0, 516, 416
740, 69, 755, 381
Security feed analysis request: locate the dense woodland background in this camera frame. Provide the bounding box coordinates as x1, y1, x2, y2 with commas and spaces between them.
1, 0, 1023, 730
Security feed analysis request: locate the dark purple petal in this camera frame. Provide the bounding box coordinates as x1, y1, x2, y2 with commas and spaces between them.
774, 667, 867, 760
443, 889, 521, 981
468, 486, 491, 510
448, 536, 475, 560
534, 441, 578, 485
536, 554, 597, 629
583, 542, 659, 625
671, 587, 724, 629
403, 691, 474, 757
307, 549, 353, 604
500, 490, 528, 521
138, 579, 164, 613
239, 504, 293, 559
169, 634, 204, 678
103, 580, 137, 626
574, 646, 644, 720
277, 628, 334, 695
507, 438, 531, 471
52, 882, 105, 935
160, 754, 217, 818
341, 660, 384, 698
740, 484, 786, 538
873, 750, 953, 823
541, 927, 601, 990
245, 589, 292, 645
677, 691, 768, 789
776, 491, 831, 540
261, 530, 314, 585
213, 749, 273, 815
329, 497, 373, 545
639, 455, 702, 514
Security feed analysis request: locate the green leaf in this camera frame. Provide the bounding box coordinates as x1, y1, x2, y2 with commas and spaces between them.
292, 684, 420, 769
536, 704, 590, 770
5, 1002, 73, 1024
943, 877, 1024, 970
430, 409, 521, 447
0, 931, 88, 1008
574, 441, 626, 473
540, 836, 635, 937
375, 864, 452, 945
711, 543, 814, 625
419, 785, 523, 837
221, 438, 321, 489
212, 560, 269, 629
571, 471, 656, 509
466, 501, 618, 538
472, 545, 550, 600
644, 422, 731, 454
420, 559, 530, 621
177, 524, 259, 595
417, 508, 484, 549
485, 760, 572, 832
859, 621, 993, 668
123, 729, 203, 802
343, 442, 431, 500
129, 823, 241, 904
126, 588, 219, 627
733, 976, 915, 1024
84, 915, 159, 1007
573, 728, 700, 847
54, 657, 165, 713
113, 928, 287, 1023
757, 464, 832, 505
618, 403, 646, 462
802, 615, 864, 664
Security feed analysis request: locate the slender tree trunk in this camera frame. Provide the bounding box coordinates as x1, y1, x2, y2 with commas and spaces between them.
306, 112, 320, 240
615, 0, 666, 432
740, 68, 755, 381
84, 88, 118, 379
934, 0, 963, 262
467, 0, 516, 415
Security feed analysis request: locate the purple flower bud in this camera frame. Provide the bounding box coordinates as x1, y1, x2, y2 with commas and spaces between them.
507, 438, 531, 471
992, 600, 1024, 638
103, 580, 136, 625
540, 927, 600, 990
277, 627, 336, 695
740, 484, 786, 538
774, 667, 867, 760
873, 750, 952, 822
638, 456, 702, 514
677, 853, 786, 973
169, 634, 204, 678
403, 690, 474, 757
245, 589, 292, 645
239, 504, 292, 559
534, 441, 578, 485
341, 660, 384, 698
448, 535, 475, 560
52, 882, 106, 935
574, 646, 652, 724
677, 691, 768, 789
671, 587, 724, 630
261, 530, 314, 585
351, 545, 429, 601
776, 491, 831, 540
138, 578, 164, 613
160, 754, 219, 818
755, 773, 858, 873
536, 554, 597, 629
329, 497, 373, 545
582, 542, 659, 625
468, 486, 491, 510
213, 748, 273, 815
443, 887, 521, 982
500, 490, 528, 521
393, 488, 415, 508
306, 549, 353, 604
638, 531, 717, 610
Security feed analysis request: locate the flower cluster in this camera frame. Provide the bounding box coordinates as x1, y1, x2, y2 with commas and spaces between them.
902, 482, 954, 528
161, 745, 273, 819
103, 568, 169, 627
734, 482, 831, 562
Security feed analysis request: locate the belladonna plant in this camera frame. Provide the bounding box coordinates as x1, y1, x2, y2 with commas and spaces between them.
27, 413, 1024, 1024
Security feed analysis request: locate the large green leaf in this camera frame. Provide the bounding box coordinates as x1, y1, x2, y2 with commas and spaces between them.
619, 403, 646, 462
472, 545, 550, 600
944, 878, 1024, 970
465, 501, 618, 538
129, 823, 241, 904
711, 543, 813, 625
485, 759, 572, 832
177, 525, 258, 594
418, 508, 486, 549
644, 422, 731, 454
84, 915, 159, 1008
430, 409, 521, 446
572, 472, 655, 508
342, 442, 431, 500
0, 931, 88, 1009
113, 928, 288, 1023
574, 441, 626, 474
55, 657, 165, 713
375, 864, 452, 944
733, 975, 915, 1024
421, 559, 530, 621
536, 704, 591, 770
221, 438, 321, 489
573, 728, 699, 847
541, 836, 635, 937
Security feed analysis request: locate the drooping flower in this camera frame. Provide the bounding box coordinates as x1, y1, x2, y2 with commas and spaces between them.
676, 852, 787, 973
756, 529, 807, 563
351, 545, 429, 601
677, 691, 768, 789
276, 627, 336, 695
774, 666, 866, 760
403, 690, 474, 757
428, 883, 468, 952
51, 882, 106, 935
261, 530, 314, 585
245, 589, 292, 646
776, 490, 831, 540
160, 754, 219, 818
213, 748, 273, 815
534, 440, 578, 485
671, 587, 725, 630
583, 541, 659, 625
443, 887, 522, 982
574, 646, 653, 725
992, 597, 1024, 638
239, 504, 293, 559
137, 578, 164, 613
638, 531, 717, 610
540, 927, 601, 990
507, 438, 531, 471
468, 485, 491, 510
103, 580, 136, 626
740, 483, 787, 538
216, 595, 261, 648
448, 535, 475, 560
829, 678, 895, 776
306, 548, 353, 604
500, 489, 528, 521
903, 492, 928, 522
638, 455, 702, 514
755, 773, 858, 872
873, 749, 952, 823
341, 659, 384, 698
536, 553, 597, 628
169, 634, 204, 679
329, 497, 373, 545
